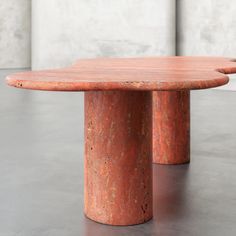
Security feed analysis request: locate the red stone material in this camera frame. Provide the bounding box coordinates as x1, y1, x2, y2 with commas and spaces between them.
6, 57, 236, 225
153, 91, 190, 164
84, 91, 152, 225
6, 57, 236, 91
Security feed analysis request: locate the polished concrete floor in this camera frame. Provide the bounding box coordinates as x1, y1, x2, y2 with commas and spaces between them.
1, 69, 236, 236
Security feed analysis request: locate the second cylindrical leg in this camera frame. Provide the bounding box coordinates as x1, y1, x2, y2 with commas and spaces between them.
152, 91, 190, 164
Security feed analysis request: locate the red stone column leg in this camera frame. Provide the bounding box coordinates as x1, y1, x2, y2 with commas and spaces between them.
152, 91, 190, 165
84, 91, 153, 226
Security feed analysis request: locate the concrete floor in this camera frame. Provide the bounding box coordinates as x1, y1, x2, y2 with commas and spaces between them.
1, 69, 236, 236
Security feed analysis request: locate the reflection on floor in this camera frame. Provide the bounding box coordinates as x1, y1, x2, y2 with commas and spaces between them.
1, 69, 236, 236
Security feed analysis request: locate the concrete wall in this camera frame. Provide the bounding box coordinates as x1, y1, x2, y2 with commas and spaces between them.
32, 0, 176, 69
178, 0, 236, 57
177, 0, 236, 90
0, 0, 31, 69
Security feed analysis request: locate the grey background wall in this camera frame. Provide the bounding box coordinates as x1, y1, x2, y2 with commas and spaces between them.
178, 0, 236, 89
31, 0, 176, 69
0, 0, 31, 69
178, 0, 236, 57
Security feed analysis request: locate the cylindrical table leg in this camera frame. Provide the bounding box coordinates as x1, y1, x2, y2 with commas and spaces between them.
152, 91, 190, 164
84, 91, 153, 226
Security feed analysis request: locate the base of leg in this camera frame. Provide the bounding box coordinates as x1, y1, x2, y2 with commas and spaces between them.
152, 91, 190, 165
84, 212, 152, 226
84, 91, 153, 226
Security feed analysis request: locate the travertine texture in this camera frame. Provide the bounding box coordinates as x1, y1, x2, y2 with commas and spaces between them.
31, 0, 175, 69
6, 57, 236, 91
84, 91, 152, 225
0, 0, 31, 68
153, 91, 190, 164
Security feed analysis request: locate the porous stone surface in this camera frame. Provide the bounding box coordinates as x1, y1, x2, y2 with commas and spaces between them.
153, 91, 190, 164
6, 57, 236, 91
84, 91, 152, 225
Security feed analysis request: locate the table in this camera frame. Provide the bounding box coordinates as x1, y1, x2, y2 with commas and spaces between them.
6, 57, 236, 226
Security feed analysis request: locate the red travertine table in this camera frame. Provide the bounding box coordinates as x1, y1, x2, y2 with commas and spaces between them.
6, 57, 236, 226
